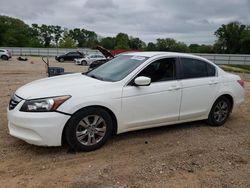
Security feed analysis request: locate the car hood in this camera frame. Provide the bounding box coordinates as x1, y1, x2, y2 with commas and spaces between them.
15, 73, 115, 99
96, 46, 114, 59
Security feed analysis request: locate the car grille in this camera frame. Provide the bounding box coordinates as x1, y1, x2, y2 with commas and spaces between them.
9, 95, 23, 110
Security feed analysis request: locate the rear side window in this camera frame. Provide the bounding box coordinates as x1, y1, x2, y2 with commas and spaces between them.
207, 63, 216, 76
180, 58, 216, 79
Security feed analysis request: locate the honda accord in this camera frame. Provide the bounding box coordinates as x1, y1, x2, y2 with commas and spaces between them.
7, 52, 245, 151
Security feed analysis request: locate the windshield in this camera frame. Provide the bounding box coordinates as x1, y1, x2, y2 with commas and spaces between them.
86, 55, 148, 82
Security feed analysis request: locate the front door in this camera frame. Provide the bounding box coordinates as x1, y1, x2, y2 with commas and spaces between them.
121, 57, 182, 131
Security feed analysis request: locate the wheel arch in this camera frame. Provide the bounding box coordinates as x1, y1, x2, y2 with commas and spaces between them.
61, 105, 118, 145
219, 94, 234, 112
211, 93, 234, 113
1, 54, 8, 59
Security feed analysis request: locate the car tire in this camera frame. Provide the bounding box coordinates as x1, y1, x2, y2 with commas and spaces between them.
207, 96, 232, 126
65, 107, 113, 152
59, 58, 64, 62
81, 60, 87, 66
1, 55, 9, 60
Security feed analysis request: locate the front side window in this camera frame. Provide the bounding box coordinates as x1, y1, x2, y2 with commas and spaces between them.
137, 58, 176, 82
180, 58, 215, 79
89, 55, 96, 58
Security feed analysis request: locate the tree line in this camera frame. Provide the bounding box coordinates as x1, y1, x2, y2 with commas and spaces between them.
0, 15, 249, 54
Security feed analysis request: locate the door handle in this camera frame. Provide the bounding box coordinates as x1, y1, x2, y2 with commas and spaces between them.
168, 85, 181, 91
209, 80, 218, 85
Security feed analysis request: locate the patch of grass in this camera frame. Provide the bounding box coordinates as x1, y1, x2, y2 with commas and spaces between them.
226, 64, 250, 71
220, 64, 250, 74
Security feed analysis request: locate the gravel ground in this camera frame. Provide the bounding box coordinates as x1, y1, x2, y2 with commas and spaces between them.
0, 57, 249, 188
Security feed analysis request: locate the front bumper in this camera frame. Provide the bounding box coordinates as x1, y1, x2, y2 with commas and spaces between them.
7, 101, 71, 146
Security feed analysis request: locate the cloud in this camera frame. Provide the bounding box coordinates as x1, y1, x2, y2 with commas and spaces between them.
0, 0, 249, 44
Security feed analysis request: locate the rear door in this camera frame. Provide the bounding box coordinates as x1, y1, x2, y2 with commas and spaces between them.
179, 57, 219, 120
122, 57, 182, 130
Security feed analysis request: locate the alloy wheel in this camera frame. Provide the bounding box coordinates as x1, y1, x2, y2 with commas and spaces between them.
213, 100, 229, 123
76, 115, 107, 146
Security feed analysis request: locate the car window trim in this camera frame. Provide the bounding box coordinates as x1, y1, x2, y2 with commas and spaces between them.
125, 56, 180, 87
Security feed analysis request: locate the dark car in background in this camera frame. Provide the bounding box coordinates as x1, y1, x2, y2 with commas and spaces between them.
88, 46, 114, 70
55, 51, 84, 62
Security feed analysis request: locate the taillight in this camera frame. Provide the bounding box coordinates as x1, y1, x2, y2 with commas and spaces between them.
237, 80, 245, 88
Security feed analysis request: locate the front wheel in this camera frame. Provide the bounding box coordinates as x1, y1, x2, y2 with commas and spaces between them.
65, 107, 113, 152
207, 96, 232, 126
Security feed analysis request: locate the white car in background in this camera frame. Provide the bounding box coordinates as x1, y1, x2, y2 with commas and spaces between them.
0, 49, 12, 60
74, 54, 106, 65
7, 52, 245, 152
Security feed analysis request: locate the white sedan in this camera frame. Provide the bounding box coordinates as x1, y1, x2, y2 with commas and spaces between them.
74, 54, 106, 65
7, 52, 245, 151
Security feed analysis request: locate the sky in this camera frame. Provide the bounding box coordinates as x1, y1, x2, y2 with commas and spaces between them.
0, 0, 250, 44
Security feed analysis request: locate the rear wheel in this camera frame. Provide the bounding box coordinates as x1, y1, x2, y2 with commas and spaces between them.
207, 96, 232, 126
1, 55, 8, 60
65, 107, 113, 152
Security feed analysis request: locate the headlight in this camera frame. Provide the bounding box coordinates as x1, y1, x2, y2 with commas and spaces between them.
20, 96, 71, 112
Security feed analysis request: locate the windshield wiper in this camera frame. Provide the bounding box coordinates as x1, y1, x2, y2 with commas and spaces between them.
88, 75, 104, 81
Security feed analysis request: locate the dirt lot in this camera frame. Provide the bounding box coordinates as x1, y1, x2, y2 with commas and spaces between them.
0, 57, 249, 188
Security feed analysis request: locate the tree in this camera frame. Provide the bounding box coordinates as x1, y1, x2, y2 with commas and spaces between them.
59, 36, 76, 48
174, 42, 189, 52
189, 44, 214, 53
52, 25, 63, 47
115, 33, 130, 49
69, 28, 98, 48
59, 29, 76, 48
84, 30, 98, 48
129, 37, 146, 49
30, 24, 54, 47
240, 26, 250, 54
146, 42, 157, 51
0, 15, 31, 47
214, 22, 246, 53
28, 24, 43, 47
156, 38, 176, 51
189, 44, 200, 53
40, 24, 54, 47
100, 37, 116, 49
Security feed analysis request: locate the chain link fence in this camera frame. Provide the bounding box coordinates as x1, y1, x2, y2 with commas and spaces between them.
1, 47, 250, 65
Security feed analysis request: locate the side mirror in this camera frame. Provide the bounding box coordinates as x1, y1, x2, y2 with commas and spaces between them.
134, 76, 151, 86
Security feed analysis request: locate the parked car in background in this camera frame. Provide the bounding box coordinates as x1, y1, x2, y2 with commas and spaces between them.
55, 51, 84, 62
74, 54, 106, 65
89, 59, 110, 70
87, 46, 115, 69
7, 52, 245, 152
0, 49, 12, 60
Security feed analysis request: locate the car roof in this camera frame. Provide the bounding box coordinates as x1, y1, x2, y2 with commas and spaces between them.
121, 51, 205, 59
